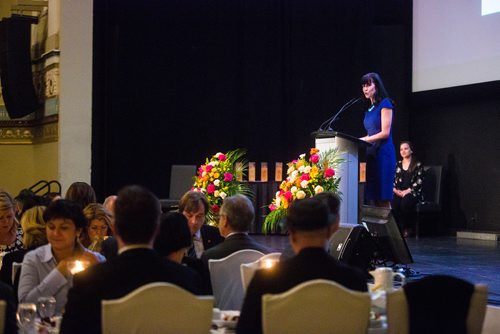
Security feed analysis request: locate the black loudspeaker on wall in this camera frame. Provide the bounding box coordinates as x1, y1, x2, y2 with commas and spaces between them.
0, 16, 39, 119
329, 224, 375, 272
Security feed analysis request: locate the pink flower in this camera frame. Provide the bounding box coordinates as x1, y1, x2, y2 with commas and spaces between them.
211, 204, 220, 213
198, 166, 204, 174
283, 191, 293, 202
300, 174, 310, 181
224, 172, 233, 181
269, 204, 277, 211
218, 154, 226, 161
207, 184, 216, 194
310, 154, 319, 164
206, 165, 213, 172
325, 168, 335, 177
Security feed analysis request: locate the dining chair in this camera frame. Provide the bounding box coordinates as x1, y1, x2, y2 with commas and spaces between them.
209, 249, 265, 310
386, 275, 488, 334
101, 282, 214, 334
262, 279, 371, 334
240, 252, 281, 292
481, 305, 500, 334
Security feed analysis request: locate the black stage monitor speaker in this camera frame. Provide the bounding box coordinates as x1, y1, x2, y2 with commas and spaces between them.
360, 205, 413, 265
329, 224, 375, 272
0, 17, 39, 119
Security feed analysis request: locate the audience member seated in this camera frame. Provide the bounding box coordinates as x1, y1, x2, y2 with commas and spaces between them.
392, 141, 424, 237
0, 281, 17, 334
18, 200, 105, 314
201, 194, 270, 266
180, 191, 224, 259
81, 203, 112, 253
65, 181, 97, 211
237, 196, 368, 334
14, 189, 49, 219
60, 185, 203, 334
0, 206, 48, 293
100, 195, 118, 261
0, 191, 24, 253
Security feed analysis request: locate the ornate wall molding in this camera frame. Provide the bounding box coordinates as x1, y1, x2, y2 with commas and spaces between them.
0, 115, 58, 144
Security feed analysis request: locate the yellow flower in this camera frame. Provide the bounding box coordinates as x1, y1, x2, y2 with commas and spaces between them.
310, 166, 319, 178
296, 190, 306, 199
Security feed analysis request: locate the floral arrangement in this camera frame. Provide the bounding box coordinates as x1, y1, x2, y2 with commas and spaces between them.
192, 149, 253, 226
263, 147, 344, 233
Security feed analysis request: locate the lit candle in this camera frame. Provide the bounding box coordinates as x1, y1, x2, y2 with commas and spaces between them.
275, 162, 283, 181
68, 260, 89, 275
248, 162, 256, 182
262, 259, 275, 269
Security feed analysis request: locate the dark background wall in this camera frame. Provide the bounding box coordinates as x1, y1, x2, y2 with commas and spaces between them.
92, 0, 499, 232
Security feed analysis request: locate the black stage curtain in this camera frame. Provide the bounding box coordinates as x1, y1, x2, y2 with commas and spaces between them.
92, 0, 406, 199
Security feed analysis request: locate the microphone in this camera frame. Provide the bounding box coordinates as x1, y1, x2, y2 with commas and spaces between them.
318, 97, 362, 131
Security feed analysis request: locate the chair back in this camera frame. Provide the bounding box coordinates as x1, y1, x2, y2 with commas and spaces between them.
422, 165, 442, 204
209, 249, 265, 310
12, 262, 22, 284
241, 252, 281, 291
262, 279, 371, 334
0, 300, 5, 334
482, 305, 500, 334
386, 275, 487, 334
102, 282, 213, 334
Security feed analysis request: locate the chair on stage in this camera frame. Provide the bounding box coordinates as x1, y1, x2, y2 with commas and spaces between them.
414, 165, 443, 237
209, 249, 265, 310
101, 282, 214, 334
262, 279, 371, 334
240, 252, 281, 292
386, 275, 487, 334
160, 165, 196, 213
482, 305, 500, 334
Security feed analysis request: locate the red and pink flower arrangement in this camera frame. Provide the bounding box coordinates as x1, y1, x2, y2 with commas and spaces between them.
192, 149, 252, 226
263, 147, 343, 233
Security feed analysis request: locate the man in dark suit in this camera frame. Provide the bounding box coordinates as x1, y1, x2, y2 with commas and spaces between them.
236, 195, 368, 334
180, 191, 224, 258
201, 194, 270, 264
60, 185, 202, 334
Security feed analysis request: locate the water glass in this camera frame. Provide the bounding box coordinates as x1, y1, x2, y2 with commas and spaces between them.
17, 303, 37, 332
37, 296, 56, 322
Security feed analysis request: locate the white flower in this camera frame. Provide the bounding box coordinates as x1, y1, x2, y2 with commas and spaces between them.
296, 190, 306, 199
300, 180, 309, 188
299, 153, 306, 159
291, 186, 298, 193
287, 166, 295, 174
214, 179, 220, 187
298, 165, 305, 173
220, 192, 227, 199
202, 171, 207, 177
291, 170, 299, 178
209, 161, 219, 166
276, 191, 281, 197
315, 185, 324, 194
214, 190, 220, 197
276, 197, 281, 206
303, 166, 311, 174
200, 188, 207, 193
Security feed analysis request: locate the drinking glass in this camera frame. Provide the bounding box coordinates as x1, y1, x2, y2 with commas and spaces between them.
17, 303, 37, 332
37, 296, 56, 322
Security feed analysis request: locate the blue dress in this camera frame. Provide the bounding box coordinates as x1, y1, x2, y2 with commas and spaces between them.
363, 98, 396, 201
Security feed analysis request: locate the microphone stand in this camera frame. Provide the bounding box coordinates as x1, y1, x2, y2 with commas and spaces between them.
318, 98, 361, 131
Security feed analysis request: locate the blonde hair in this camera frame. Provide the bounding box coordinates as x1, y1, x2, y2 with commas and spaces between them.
21, 206, 47, 248
0, 191, 19, 232
81, 203, 112, 247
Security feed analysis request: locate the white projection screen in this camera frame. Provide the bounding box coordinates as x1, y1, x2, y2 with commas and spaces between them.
413, 0, 500, 92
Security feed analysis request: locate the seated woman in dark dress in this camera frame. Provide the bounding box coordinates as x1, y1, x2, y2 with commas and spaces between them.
392, 141, 424, 237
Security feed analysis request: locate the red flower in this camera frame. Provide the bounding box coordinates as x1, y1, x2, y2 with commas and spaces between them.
283, 191, 293, 202
218, 154, 226, 161
206, 165, 213, 172
269, 204, 277, 211
212, 204, 220, 213
310, 154, 319, 164
300, 174, 310, 181
224, 173, 233, 181
207, 184, 216, 194
325, 168, 335, 177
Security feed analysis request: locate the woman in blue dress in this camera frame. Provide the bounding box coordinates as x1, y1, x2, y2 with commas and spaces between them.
359, 73, 396, 207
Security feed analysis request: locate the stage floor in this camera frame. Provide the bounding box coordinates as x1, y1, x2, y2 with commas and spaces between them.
253, 234, 500, 306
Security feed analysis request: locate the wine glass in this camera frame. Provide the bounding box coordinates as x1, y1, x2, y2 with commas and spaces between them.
17, 303, 37, 332
37, 296, 56, 324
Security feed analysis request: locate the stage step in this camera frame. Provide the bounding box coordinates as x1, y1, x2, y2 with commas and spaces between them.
456, 231, 500, 241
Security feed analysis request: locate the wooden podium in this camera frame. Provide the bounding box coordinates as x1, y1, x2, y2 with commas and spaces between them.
312, 131, 370, 226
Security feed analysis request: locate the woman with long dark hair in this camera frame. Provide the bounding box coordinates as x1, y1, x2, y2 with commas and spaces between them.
359, 72, 396, 208
392, 141, 424, 237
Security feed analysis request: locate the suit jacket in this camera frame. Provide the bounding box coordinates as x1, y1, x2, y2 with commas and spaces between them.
100, 237, 118, 261
60, 248, 202, 334
236, 247, 368, 334
201, 233, 271, 265
0, 281, 17, 334
187, 224, 224, 258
